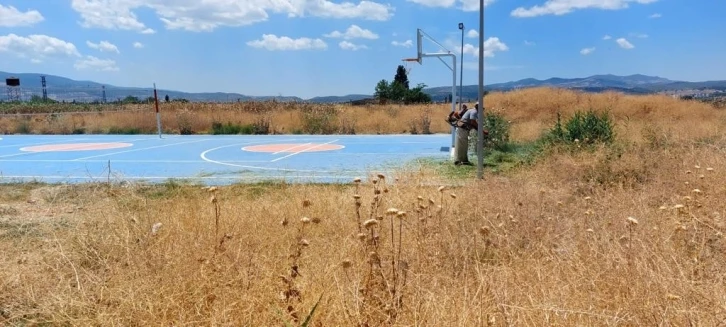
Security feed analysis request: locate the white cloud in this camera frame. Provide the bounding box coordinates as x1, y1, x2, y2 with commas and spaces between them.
580, 47, 595, 55
603, 35, 612, 40
407, 0, 456, 7
0, 34, 80, 63
466, 29, 478, 38
0, 4, 44, 27
407, 0, 495, 11
511, 0, 658, 17
70, 0, 394, 33
339, 41, 368, 51
86, 40, 120, 53
524, 40, 535, 46
616, 38, 634, 49
74, 55, 119, 71
629, 33, 648, 38
247, 34, 327, 51
133, 42, 144, 48
392, 40, 413, 48
649, 13, 661, 18
324, 25, 378, 40
450, 37, 508, 58
460, 0, 496, 11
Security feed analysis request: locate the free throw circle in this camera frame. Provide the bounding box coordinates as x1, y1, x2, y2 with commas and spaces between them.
20, 142, 133, 152
242, 143, 344, 153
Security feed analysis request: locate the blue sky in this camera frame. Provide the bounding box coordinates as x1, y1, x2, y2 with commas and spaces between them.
1, 0, 725, 99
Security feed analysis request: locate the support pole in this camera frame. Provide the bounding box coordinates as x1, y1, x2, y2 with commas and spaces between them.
451, 54, 457, 152
476, 0, 485, 179
459, 23, 464, 113
423, 52, 458, 155
153, 83, 162, 138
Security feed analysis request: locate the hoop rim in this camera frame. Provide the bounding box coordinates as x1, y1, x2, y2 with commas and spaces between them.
401, 57, 421, 63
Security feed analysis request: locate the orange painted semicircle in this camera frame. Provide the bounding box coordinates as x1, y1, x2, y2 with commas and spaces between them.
242, 143, 344, 153
20, 142, 133, 152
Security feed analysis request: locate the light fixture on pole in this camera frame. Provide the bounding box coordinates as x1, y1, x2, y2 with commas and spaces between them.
476, 0, 484, 179
458, 22, 464, 113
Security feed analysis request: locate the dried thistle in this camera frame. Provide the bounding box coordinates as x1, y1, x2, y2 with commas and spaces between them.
364, 219, 379, 229
626, 217, 639, 225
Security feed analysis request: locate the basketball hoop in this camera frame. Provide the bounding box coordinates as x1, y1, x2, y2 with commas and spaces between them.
402, 57, 420, 74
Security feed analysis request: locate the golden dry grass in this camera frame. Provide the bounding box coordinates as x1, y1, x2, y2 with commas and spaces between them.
2, 88, 726, 326
2, 87, 722, 137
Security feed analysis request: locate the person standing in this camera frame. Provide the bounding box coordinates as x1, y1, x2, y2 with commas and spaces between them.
453, 102, 478, 166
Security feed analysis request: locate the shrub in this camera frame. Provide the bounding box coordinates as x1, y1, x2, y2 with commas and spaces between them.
300, 104, 337, 134
176, 110, 194, 135
253, 116, 271, 134
210, 121, 254, 135
468, 109, 511, 153
547, 110, 615, 145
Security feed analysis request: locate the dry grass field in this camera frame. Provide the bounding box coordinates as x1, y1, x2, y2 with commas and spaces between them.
1, 86, 720, 138
2, 87, 726, 326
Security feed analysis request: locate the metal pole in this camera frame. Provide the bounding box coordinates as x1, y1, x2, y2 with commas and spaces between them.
451, 54, 457, 152
459, 23, 464, 112
476, 0, 484, 179
153, 83, 162, 138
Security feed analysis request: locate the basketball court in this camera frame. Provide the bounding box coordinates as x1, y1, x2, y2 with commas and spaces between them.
0, 134, 451, 184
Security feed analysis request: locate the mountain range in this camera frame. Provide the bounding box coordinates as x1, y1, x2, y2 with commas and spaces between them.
2, 71, 726, 103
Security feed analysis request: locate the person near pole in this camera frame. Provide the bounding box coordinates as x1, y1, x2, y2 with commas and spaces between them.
447, 103, 468, 121
452, 102, 478, 166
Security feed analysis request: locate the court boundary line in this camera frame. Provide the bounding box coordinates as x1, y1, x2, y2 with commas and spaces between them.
0, 137, 92, 149
0, 136, 178, 149
0, 174, 367, 181
0, 136, 167, 158
20, 142, 134, 152
0, 159, 271, 163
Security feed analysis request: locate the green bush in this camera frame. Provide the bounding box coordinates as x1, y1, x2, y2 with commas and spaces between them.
547, 110, 615, 145
468, 110, 511, 153
300, 104, 337, 134
210, 121, 254, 135
108, 126, 142, 134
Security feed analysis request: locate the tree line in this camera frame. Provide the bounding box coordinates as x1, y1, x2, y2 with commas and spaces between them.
373, 65, 432, 104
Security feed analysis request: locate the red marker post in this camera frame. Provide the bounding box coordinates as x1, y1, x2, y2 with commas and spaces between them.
153, 83, 162, 138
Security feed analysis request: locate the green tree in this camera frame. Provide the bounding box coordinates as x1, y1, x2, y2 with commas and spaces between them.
389, 80, 408, 102
373, 66, 431, 104
374, 79, 390, 103
394, 65, 409, 89
122, 96, 140, 104
403, 83, 432, 104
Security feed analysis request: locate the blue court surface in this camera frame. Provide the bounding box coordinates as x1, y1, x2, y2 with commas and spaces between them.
0, 134, 452, 184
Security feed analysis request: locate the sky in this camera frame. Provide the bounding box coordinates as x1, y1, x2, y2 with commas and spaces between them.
1, 0, 725, 99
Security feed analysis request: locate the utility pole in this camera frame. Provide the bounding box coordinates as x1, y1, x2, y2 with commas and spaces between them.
458, 23, 465, 111
476, 0, 485, 179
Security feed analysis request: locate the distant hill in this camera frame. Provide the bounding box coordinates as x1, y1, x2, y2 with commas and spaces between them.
424, 74, 726, 102
0, 71, 303, 103
2, 71, 726, 103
